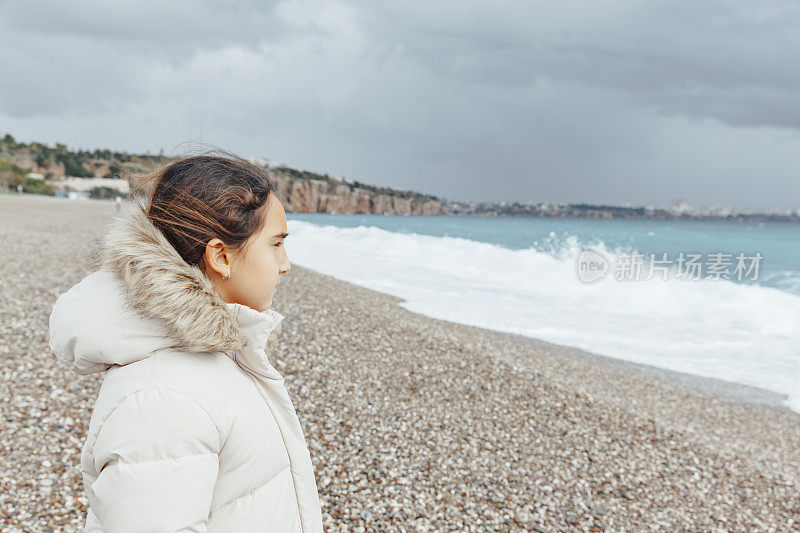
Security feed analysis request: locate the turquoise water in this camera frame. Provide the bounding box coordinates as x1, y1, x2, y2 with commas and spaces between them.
285, 213, 800, 411
288, 214, 800, 296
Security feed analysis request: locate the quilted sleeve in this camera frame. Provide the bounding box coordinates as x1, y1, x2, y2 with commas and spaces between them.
88, 388, 221, 533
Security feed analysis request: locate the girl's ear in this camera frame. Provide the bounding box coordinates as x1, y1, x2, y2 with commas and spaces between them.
202, 238, 232, 279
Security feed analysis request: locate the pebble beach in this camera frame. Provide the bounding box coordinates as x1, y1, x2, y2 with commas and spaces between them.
1, 194, 799, 532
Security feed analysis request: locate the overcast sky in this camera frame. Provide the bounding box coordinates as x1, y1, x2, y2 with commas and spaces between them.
1, 0, 799, 209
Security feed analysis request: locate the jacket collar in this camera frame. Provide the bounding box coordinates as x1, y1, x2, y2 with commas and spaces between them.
99, 200, 284, 363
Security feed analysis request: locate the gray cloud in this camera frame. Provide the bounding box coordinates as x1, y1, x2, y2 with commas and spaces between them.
1, 0, 799, 209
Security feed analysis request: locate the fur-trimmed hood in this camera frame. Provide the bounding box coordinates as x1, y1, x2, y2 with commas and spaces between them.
48, 199, 285, 377
49, 201, 323, 532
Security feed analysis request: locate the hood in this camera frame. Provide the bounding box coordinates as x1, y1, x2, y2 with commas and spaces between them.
48, 199, 285, 377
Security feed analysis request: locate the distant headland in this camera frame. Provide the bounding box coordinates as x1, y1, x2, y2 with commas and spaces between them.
1, 134, 797, 222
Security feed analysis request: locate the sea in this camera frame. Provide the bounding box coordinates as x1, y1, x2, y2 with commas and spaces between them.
284, 213, 800, 413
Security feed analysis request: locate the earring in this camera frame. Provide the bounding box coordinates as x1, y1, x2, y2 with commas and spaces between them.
223, 271, 231, 282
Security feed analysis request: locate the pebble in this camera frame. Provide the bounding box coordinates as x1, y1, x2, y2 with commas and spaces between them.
1, 194, 799, 531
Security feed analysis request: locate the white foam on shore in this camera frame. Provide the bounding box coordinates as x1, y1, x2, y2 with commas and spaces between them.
285, 220, 800, 413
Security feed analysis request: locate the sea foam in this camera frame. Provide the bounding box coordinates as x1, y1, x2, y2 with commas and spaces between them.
285, 220, 800, 412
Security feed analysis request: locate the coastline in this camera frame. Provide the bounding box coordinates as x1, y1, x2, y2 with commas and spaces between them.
2, 194, 798, 531
272, 253, 799, 529
496, 328, 792, 411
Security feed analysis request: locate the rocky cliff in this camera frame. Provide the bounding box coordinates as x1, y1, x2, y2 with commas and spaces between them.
270, 168, 447, 215
2, 135, 448, 215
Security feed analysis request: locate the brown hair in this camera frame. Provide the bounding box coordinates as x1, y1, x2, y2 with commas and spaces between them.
133, 151, 276, 270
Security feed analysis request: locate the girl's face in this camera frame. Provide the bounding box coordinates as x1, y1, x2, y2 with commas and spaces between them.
204, 193, 291, 312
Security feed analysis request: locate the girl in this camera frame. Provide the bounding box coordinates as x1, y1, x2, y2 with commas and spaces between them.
48, 154, 323, 532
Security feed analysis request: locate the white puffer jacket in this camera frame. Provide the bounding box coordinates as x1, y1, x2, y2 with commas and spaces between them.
48, 206, 323, 532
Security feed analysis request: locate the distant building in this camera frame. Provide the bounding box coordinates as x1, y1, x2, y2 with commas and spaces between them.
248, 157, 270, 168
56, 191, 90, 200
671, 199, 690, 214
51, 177, 130, 194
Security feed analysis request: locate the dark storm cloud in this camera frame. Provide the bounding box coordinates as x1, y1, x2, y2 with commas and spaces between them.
1, 0, 799, 209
